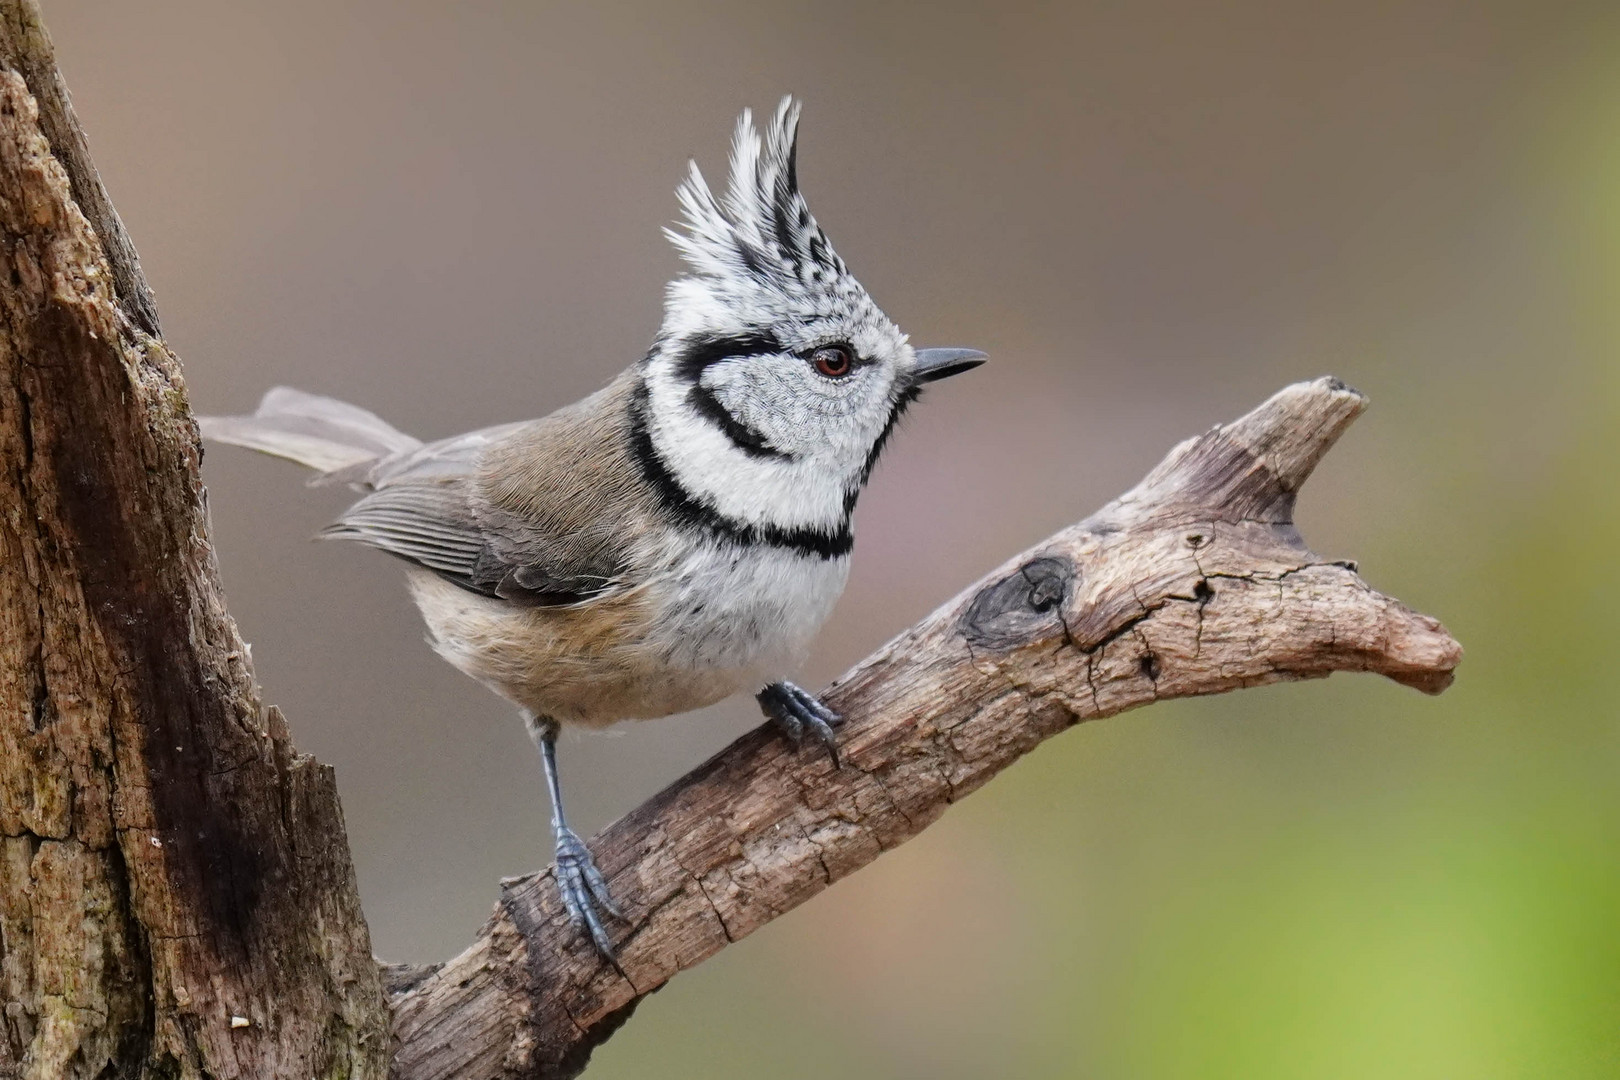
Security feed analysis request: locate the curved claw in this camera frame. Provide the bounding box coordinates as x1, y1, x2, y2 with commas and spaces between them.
554, 827, 622, 962
757, 681, 844, 768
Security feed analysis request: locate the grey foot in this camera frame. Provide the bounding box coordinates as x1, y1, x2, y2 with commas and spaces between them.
554, 826, 623, 961
757, 681, 843, 767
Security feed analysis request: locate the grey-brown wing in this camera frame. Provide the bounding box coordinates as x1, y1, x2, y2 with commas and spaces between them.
322, 482, 485, 580
324, 478, 630, 605
322, 412, 638, 605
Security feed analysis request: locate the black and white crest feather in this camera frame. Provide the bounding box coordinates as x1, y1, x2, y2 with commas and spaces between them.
656, 96, 896, 352
665, 97, 846, 289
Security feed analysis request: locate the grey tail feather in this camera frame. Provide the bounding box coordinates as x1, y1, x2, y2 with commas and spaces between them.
197, 386, 422, 480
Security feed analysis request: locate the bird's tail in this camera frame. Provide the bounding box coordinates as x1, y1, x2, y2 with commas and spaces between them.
198, 387, 422, 482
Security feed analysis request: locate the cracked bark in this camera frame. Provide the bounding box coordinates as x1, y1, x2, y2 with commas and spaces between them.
0, 3, 1461, 1077
0, 3, 387, 1077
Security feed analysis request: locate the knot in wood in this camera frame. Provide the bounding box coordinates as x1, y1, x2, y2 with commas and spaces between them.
961, 556, 1075, 649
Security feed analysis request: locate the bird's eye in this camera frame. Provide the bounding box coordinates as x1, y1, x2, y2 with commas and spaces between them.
811, 344, 854, 378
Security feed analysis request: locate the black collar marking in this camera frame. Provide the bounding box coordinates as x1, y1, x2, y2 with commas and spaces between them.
860, 383, 921, 488
628, 377, 853, 560
673, 332, 795, 462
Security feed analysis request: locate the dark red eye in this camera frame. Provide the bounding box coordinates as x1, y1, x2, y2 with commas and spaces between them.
811, 344, 854, 378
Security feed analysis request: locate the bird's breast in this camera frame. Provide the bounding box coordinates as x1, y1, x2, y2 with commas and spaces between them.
642, 537, 851, 678
403, 538, 850, 727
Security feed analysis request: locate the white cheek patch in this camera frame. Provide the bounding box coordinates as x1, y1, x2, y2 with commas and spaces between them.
709, 357, 901, 466
646, 364, 853, 531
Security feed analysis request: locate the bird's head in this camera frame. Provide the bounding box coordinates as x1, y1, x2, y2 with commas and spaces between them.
641, 97, 984, 547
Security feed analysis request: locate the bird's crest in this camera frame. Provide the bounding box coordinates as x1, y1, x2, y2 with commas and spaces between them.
665, 96, 847, 290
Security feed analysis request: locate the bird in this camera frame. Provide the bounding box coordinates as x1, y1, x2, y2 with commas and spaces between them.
199, 97, 985, 960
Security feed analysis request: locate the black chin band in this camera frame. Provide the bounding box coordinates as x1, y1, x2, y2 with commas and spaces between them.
627, 378, 853, 560
858, 384, 921, 488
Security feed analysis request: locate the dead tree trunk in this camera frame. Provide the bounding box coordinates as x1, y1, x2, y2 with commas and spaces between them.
0, 3, 1461, 1078
0, 3, 388, 1076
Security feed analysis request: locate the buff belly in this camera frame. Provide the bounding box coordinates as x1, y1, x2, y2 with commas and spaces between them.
403, 545, 849, 727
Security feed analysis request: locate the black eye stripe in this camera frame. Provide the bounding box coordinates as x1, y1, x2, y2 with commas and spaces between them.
674, 332, 784, 383
672, 332, 869, 380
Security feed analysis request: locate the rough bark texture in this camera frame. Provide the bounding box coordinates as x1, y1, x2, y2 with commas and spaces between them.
386, 376, 1462, 1079
0, 3, 389, 1077
0, 4, 1462, 1078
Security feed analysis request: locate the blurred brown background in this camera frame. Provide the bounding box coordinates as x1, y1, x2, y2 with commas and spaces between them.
44, 1, 1619, 1076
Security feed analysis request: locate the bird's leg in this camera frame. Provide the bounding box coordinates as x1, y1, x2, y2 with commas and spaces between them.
525, 713, 622, 961
757, 681, 843, 768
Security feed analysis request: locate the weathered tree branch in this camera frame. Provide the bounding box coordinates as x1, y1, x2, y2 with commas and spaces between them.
386, 376, 1461, 1079
0, 4, 1461, 1078
0, 3, 388, 1076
